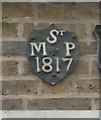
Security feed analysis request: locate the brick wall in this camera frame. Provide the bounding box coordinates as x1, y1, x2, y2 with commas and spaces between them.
2, 2, 100, 110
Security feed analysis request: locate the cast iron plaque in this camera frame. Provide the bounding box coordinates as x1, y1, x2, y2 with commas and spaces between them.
93, 25, 101, 71
27, 24, 80, 85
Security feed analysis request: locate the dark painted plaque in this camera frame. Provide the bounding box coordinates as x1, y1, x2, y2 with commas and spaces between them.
93, 25, 101, 72
27, 24, 80, 85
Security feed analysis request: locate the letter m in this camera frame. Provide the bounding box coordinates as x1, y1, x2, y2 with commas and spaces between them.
30, 42, 47, 56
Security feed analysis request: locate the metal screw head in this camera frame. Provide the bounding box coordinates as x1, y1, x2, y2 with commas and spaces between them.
72, 35, 77, 39
51, 82, 55, 85
29, 35, 35, 39
52, 53, 55, 56
52, 73, 56, 77
56, 48, 59, 51
88, 84, 95, 89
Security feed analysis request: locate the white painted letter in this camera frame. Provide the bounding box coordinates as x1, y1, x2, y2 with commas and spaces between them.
59, 30, 65, 36
62, 58, 73, 71
42, 57, 53, 73
55, 58, 60, 72
64, 42, 75, 56
30, 42, 47, 56
47, 29, 59, 44
35, 57, 41, 72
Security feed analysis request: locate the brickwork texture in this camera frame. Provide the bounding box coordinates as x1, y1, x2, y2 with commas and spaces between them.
1, 2, 100, 110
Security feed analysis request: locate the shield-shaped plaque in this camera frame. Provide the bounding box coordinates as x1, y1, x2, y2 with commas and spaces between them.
27, 24, 80, 85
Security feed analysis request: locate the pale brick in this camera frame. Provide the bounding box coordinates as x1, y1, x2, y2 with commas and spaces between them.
27, 98, 91, 110
76, 79, 99, 93
41, 76, 75, 95
72, 3, 99, 20
37, 3, 68, 20
23, 61, 33, 76
0, 2, 2, 19
1, 2, 99, 111
0, 81, 1, 93
23, 23, 49, 39
56, 23, 87, 39
0, 99, 1, 110
80, 41, 97, 55
2, 3, 34, 18
92, 60, 99, 75
2, 80, 38, 95
2, 99, 23, 110
93, 98, 100, 110
2, 23, 18, 38
2, 61, 18, 76
73, 60, 89, 75
2, 42, 26, 56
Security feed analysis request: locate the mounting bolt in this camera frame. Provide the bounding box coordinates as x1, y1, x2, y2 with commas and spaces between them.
88, 84, 95, 89
52, 53, 55, 56
30, 35, 35, 40
56, 48, 59, 51
52, 73, 56, 77
51, 82, 55, 85
72, 35, 77, 39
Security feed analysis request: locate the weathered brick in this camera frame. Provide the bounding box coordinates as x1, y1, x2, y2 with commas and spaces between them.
56, 23, 87, 39
23, 61, 34, 76
0, 99, 1, 110
1, 2, 99, 111
92, 98, 100, 110
27, 98, 91, 110
41, 76, 75, 95
2, 80, 38, 95
0, 23, 2, 38
37, 3, 68, 20
2, 3, 34, 18
92, 60, 99, 75
2, 99, 23, 110
0, 62, 2, 76
0, 81, 2, 95
23, 23, 86, 39
80, 41, 97, 56
76, 79, 99, 93
73, 60, 89, 75
23, 23, 35, 39
2, 23, 18, 38
2, 42, 26, 56
23, 23, 49, 39
2, 61, 18, 76
0, 2, 2, 19
2, 41, 97, 57
72, 3, 99, 20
